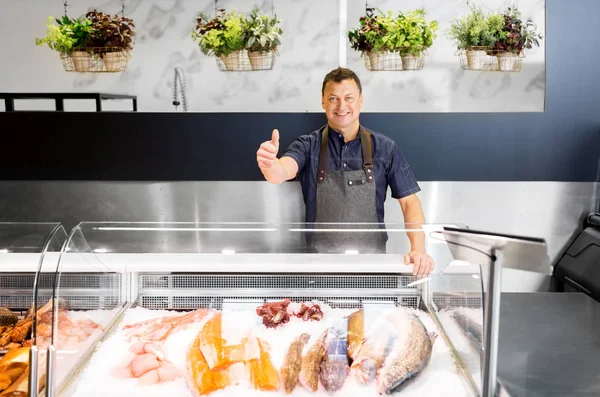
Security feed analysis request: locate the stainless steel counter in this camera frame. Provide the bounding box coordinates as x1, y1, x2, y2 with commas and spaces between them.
498, 292, 600, 397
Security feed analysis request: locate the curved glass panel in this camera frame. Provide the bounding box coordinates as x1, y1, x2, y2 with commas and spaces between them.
0, 222, 67, 397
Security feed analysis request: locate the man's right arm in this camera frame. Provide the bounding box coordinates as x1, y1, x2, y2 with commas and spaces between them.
256, 129, 299, 184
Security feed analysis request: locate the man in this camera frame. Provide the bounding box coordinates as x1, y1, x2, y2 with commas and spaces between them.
256, 67, 434, 276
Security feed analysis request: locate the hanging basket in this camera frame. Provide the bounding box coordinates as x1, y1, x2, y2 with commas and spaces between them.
363, 49, 427, 71
215, 49, 277, 71
247, 50, 277, 70
60, 47, 132, 73
456, 46, 524, 72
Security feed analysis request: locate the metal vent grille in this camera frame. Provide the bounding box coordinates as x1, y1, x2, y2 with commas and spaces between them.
59, 296, 121, 310
0, 295, 120, 311
433, 295, 482, 310
0, 273, 120, 289
430, 275, 482, 293
141, 274, 418, 290
140, 295, 420, 311
0, 295, 52, 311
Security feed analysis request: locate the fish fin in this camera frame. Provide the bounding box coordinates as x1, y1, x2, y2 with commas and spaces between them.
428, 332, 438, 344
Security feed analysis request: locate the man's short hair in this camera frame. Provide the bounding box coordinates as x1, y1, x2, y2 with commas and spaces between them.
321, 67, 362, 96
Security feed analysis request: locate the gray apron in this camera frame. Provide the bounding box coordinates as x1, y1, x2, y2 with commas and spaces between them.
308, 125, 387, 254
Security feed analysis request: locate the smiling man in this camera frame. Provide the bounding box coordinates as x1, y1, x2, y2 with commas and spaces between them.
256, 67, 434, 276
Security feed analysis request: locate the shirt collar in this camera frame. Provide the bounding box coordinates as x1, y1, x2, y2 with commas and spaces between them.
327, 124, 360, 143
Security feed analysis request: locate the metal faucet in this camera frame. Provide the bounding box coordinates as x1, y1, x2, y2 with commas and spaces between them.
173, 67, 188, 112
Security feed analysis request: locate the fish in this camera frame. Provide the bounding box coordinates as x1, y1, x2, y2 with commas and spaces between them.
0, 366, 28, 396
346, 309, 363, 360
0, 309, 17, 327
0, 366, 25, 391
376, 308, 436, 394
319, 323, 349, 394
350, 313, 399, 384
280, 333, 310, 394
298, 328, 328, 392
0, 347, 29, 373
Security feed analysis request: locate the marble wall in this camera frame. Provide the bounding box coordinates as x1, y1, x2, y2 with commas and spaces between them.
1, 0, 545, 112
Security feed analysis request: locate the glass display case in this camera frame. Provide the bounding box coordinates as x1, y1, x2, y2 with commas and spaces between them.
30, 221, 549, 397
0, 222, 68, 397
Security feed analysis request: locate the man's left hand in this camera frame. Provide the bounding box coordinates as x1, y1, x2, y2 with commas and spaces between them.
404, 251, 435, 276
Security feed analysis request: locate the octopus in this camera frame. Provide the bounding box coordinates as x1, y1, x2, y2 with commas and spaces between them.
256, 300, 325, 328
256, 299, 291, 328
293, 302, 324, 322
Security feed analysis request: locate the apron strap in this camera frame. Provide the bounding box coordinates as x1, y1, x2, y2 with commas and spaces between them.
317, 125, 374, 184
317, 125, 329, 184
359, 126, 375, 183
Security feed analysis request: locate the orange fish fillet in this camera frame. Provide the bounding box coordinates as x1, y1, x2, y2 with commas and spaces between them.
199, 312, 259, 371
246, 339, 280, 391
186, 328, 245, 396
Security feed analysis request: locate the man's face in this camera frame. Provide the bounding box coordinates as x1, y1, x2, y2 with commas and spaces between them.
322, 79, 363, 132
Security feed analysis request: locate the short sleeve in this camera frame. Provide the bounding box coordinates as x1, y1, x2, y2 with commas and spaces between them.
281, 133, 313, 174
387, 142, 421, 199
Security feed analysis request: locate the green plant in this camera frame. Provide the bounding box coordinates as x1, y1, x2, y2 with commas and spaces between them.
243, 7, 283, 53
348, 9, 399, 53
86, 9, 136, 53
447, 6, 504, 50
348, 8, 437, 56
493, 6, 543, 54
34, 15, 92, 55
192, 9, 246, 56
396, 9, 438, 56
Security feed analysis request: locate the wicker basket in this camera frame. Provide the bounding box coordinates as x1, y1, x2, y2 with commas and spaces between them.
457, 46, 524, 72
363, 49, 427, 71
60, 47, 131, 73
215, 49, 277, 71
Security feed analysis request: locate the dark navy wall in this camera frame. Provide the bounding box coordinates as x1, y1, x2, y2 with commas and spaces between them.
1, 0, 599, 182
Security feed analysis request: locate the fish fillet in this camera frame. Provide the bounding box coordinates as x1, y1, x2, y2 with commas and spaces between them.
199, 312, 259, 371
246, 338, 280, 391
186, 330, 246, 396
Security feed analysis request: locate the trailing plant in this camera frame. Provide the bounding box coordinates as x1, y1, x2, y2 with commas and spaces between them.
447, 6, 504, 49
85, 9, 136, 53
192, 9, 246, 56
493, 6, 542, 54
34, 15, 92, 55
243, 7, 283, 53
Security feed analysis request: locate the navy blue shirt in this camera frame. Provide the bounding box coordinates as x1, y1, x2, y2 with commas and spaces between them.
282, 124, 421, 226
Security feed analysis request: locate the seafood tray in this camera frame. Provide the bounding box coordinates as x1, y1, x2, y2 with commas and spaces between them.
52, 272, 483, 397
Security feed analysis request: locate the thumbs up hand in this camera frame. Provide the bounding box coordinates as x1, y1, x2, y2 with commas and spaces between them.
257, 129, 280, 171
